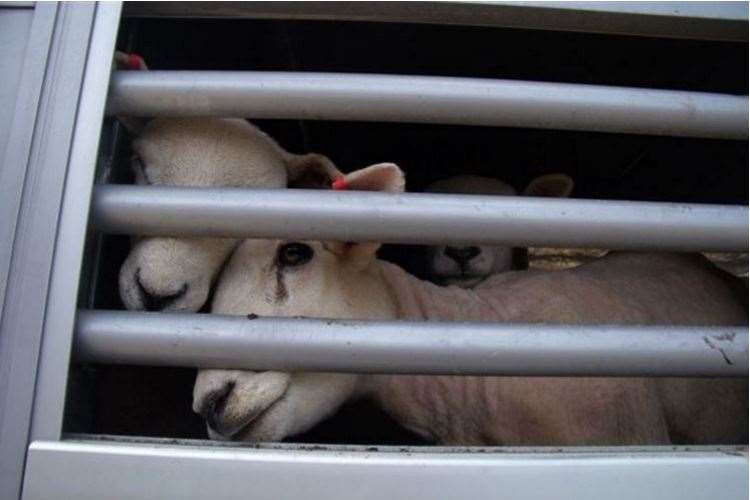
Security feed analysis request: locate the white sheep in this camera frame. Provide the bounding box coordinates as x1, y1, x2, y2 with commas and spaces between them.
193, 162, 747, 446
118, 117, 339, 312
424, 174, 574, 287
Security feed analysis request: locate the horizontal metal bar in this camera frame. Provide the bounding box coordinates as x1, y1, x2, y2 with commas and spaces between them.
24, 440, 750, 500
90, 186, 749, 251
107, 71, 748, 139
122, 1, 749, 42
74, 310, 749, 376
26, 440, 750, 500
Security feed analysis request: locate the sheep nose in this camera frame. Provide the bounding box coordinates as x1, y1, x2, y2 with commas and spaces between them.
202, 382, 234, 433
444, 246, 481, 265
134, 268, 188, 311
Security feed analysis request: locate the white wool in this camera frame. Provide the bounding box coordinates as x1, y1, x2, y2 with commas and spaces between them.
132, 118, 289, 188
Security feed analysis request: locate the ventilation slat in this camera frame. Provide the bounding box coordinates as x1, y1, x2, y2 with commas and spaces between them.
91, 186, 748, 251
74, 310, 748, 376
107, 71, 748, 139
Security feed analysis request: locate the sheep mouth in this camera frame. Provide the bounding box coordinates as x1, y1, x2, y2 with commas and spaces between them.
207, 392, 287, 440
437, 271, 486, 286
134, 267, 189, 311
434, 267, 484, 279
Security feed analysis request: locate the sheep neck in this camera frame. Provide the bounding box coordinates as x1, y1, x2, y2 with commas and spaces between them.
355, 253, 747, 446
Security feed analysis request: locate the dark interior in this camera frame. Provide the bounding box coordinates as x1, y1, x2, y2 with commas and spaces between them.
64, 15, 748, 444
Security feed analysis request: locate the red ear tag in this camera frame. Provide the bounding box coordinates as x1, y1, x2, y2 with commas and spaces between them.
332, 177, 348, 190
126, 53, 144, 70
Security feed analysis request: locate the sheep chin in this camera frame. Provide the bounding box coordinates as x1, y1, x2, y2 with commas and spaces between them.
210, 399, 282, 441
228, 400, 293, 443
445, 276, 486, 288
439, 274, 488, 289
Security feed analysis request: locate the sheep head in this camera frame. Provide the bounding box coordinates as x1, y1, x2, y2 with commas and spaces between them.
118, 117, 339, 312
425, 174, 574, 288
193, 163, 405, 441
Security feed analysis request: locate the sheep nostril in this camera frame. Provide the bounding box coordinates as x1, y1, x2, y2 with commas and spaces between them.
465, 246, 481, 260
134, 268, 189, 311
444, 246, 460, 261
444, 246, 481, 265
205, 382, 234, 431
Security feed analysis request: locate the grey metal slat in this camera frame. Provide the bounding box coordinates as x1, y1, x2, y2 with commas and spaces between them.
107, 71, 748, 139
90, 186, 749, 252
74, 311, 748, 376
109, 70, 749, 138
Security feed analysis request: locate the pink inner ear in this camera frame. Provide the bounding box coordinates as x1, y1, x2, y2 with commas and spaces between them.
342, 163, 405, 193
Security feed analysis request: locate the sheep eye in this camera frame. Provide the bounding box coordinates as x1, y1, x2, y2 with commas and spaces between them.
277, 243, 313, 267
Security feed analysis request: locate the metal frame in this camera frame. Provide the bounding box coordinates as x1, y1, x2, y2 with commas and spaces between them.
0, 3, 101, 498
75, 311, 748, 376
91, 185, 749, 251
28, 0, 122, 444
108, 70, 749, 139
22, 439, 749, 500
1, 2, 745, 499
121, 1, 749, 42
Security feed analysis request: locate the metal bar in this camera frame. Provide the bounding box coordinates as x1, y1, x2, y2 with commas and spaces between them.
106, 71, 749, 139
74, 310, 748, 376
30, 1, 122, 443
122, 1, 749, 42
22, 440, 750, 500
91, 186, 749, 252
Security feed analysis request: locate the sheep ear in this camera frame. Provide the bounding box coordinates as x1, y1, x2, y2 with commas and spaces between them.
287, 153, 342, 189
326, 163, 405, 269
338, 163, 405, 193
112, 51, 151, 135
523, 173, 574, 198
114, 51, 149, 71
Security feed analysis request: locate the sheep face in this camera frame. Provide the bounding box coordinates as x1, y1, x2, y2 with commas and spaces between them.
428, 244, 514, 287
195, 237, 398, 441
193, 163, 404, 441
425, 174, 574, 287
119, 237, 238, 312
193, 369, 359, 442
118, 118, 290, 312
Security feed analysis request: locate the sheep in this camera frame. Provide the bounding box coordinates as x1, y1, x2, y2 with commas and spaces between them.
118, 117, 340, 312
114, 50, 341, 312
424, 174, 574, 287
192, 162, 747, 446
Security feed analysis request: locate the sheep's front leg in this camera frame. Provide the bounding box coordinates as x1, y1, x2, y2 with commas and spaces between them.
193, 370, 360, 442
